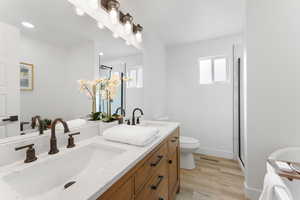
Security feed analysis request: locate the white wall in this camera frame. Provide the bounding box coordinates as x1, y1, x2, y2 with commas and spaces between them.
166, 34, 242, 159
65, 41, 95, 120
245, 0, 300, 199
20, 35, 69, 121
142, 35, 167, 120
20, 35, 95, 122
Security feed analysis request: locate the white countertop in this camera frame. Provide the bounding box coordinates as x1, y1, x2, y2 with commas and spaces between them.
0, 121, 179, 200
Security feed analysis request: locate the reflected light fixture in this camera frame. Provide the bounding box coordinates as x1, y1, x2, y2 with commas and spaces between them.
107, 0, 120, 25
133, 24, 143, 43
121, 13, 133, 35
113, 32, 119, 38
97, 22, 104, 29
21, 21, 35, 29
75, 8, 84, 16
75, 7, 85, 16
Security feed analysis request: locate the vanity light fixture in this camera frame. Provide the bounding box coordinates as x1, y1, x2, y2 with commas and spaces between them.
133, 24, 143, 43
21, 21, 35, 29
106, 0, 120, 25
75, 7, 85, 16
125, 40, 131, 46
120, 12, 133, 35
101, 0, 122, 26
97, 22, 104, 29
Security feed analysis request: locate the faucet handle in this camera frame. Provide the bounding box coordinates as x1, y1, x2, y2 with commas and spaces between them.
15, 144, 38, 163
67, 132, 80, 148
125, 119, 131, 125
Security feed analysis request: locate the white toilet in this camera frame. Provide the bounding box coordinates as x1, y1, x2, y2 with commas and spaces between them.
180, 136, 200, 170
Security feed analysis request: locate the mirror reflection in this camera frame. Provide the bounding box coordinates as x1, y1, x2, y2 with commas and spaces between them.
0, 0, 142, 139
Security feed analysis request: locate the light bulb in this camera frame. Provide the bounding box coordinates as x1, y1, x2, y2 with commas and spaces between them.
136, 31, 142, 43
75, 7, 84, 16
124, 21, 132, 35
109, 8, 118, 25
99, 52, 104, 56
113, 32, 119, 38
97, 22, 104, 29
89, 0, 98, 9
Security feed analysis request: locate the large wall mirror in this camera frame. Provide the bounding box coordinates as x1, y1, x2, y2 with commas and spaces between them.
0, 0, 143, 140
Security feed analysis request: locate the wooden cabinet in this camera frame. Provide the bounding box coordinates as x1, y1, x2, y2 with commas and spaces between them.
97, 128, 180, 200
99, 177, 134, 200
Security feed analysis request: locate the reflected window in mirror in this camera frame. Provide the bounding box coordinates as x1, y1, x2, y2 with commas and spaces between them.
127, 67, 143, 89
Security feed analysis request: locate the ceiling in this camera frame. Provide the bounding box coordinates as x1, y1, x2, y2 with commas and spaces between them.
0, 0, 245, 56
121, 0, 245, 46
0, 0, 139, 58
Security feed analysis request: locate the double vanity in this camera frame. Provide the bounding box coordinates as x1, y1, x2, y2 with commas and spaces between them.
0, 121, 180, 200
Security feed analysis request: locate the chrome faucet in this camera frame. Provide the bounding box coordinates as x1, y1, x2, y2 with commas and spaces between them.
132, 108, 144, 125
49, 118, 70, 155
31, 115, 44, 135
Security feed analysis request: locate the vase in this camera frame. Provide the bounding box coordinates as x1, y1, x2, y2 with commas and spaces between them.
107, 99, 112, 118
92, 98, 96, 113
92, 85, 97, 113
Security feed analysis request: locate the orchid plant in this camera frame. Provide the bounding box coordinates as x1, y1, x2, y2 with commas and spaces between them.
78, 75, 122, 121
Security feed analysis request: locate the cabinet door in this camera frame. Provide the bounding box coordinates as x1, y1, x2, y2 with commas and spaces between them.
0, 22, 20, 139
99, 177, 134, 200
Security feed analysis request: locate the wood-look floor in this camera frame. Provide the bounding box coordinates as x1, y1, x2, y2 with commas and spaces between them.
176, 154, 247, 200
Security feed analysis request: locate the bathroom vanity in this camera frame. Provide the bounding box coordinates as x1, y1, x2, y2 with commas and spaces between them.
98, 126, 180, 200
0, 121, 180, 200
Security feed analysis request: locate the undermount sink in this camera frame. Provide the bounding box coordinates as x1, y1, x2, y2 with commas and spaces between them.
138, 121, 168, 127
269, 147, 300, 163
1, 143, 125, 199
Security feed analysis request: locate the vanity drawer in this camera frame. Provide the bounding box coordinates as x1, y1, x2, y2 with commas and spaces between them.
135, 142, 168, 193
136, 161, 168, 200
168, 128, 179, 155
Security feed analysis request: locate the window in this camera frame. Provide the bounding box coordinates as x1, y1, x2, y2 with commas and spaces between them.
126, 67, 143, 88
199, 57, 228, 84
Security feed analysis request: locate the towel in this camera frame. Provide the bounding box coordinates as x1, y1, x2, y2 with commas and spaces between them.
259, 172, 294, 200
103, 125, 159, 147
57, 119, 86, 130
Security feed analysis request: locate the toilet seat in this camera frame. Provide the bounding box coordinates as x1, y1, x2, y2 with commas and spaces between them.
180, 136, 200, 149
180, 136, 199, 144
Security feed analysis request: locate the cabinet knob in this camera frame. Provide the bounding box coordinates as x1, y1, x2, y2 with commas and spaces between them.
168, 160, 173, 164
159, 198, 164, 200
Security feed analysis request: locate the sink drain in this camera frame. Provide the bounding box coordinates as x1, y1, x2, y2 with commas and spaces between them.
64, 181, 76, 189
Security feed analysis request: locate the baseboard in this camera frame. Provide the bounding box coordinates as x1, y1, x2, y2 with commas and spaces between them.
244, 182, 261, 200
196, 148, 233, 159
